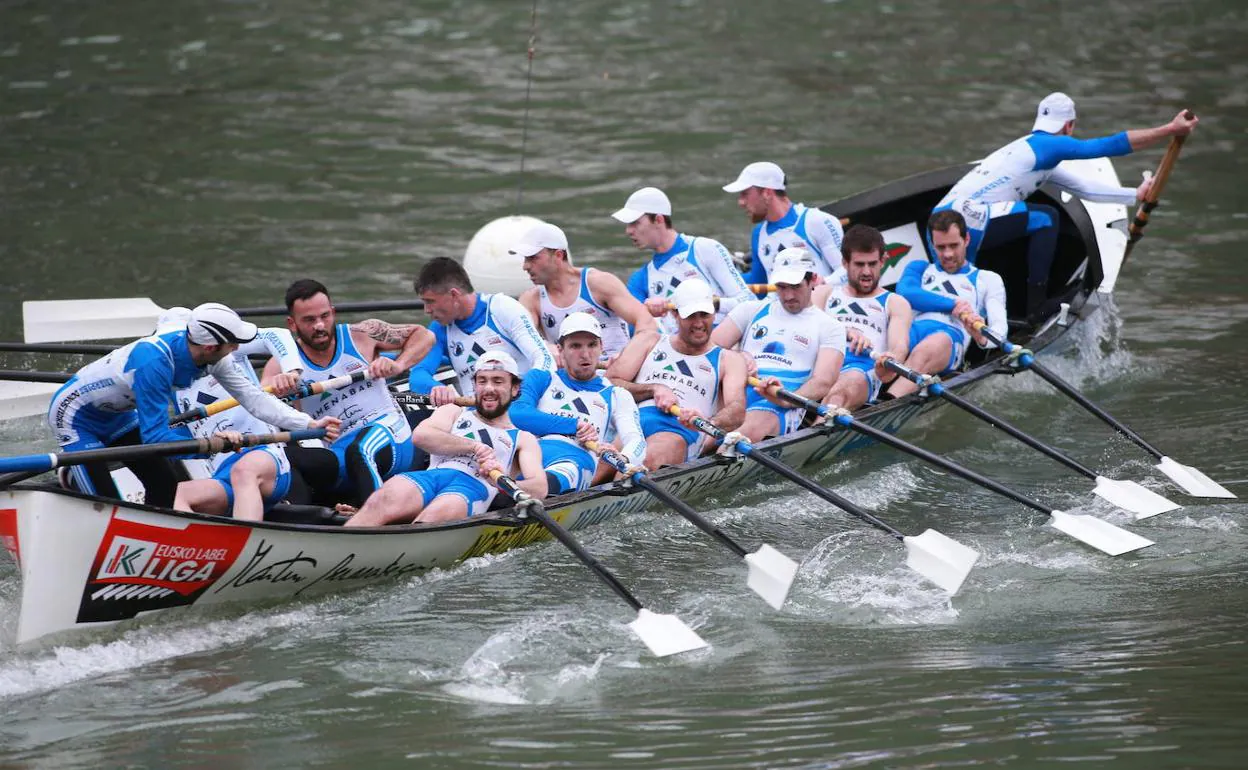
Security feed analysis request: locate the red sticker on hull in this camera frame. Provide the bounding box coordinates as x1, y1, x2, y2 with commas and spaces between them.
0, 508, 19, 568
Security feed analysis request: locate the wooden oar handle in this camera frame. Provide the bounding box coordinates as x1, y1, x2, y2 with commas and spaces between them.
1122, 110, 1195, 265
170, 370, 373, 425
663, 285, 775, 311
202, 427, 327, 455
665, 405, 724, 439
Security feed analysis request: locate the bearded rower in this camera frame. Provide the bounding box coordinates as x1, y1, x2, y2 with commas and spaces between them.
889, 210, 1006, 398
812, 225, 913, 411
607, 279, 746, 468
261, 279, 435, 507
510, 312, 647, 495
513, 220, 657, 362
711, 248, 845, 442
346, 351, 545, 526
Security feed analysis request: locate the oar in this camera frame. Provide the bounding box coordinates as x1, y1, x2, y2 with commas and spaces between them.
880, 358, 1180, 519
23, 298, 431, 343
168, 370, 373, 425
0, 381, 63, 421
971, 322, 1234, 499
584, 439, 799, 609
749, 378, 1155, 556
669, 406, 978, 594
0, 370, 71, 384
487, 469, 708, 658
665, 285, 776, 312
1121, 110, 1194, 269
0, 342, 274, 367
0, 428, 327, 481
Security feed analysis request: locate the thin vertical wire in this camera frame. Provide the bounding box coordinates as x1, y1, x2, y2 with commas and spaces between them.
515, 0, 539, 210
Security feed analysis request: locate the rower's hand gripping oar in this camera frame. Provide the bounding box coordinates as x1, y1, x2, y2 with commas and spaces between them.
486, 469, 709, 658
968, 320, 1233, 499
169, 370, 372, 426
879, 357, 1180, 519
1121, 109, 1195, 269
668, 406, 979, 595
584, 439, 799, 610
750, 378, 1155, 556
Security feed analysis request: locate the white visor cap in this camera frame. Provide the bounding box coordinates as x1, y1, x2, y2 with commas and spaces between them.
474, 349, 521, 378
155, 306, 193, 335
1033, 92, 1076, 133
612, 186, 672, 224
722, 161, 786, 193
187, 302, 258, 345
670, 278, 716, 318
770, 247, 816, 285
558, 311, 602, 341
509, 221, 570, 258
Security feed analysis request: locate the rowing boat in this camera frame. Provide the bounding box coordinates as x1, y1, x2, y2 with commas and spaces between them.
0, 158, 1125, 647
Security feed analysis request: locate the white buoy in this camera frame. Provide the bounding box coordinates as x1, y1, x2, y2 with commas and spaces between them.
462, 215, 541, 297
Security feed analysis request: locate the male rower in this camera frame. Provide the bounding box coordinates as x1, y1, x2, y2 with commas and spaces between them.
711, 248, 845, 441
345, 351, 545, 526
613, 186, 753, 333
261, 279, 435, 507
607, 279, 746, 468
812, 225, 913, 411
514, 220, 656, 363
888, 210, 1006, 398
936, 93, 1197, 316
409, 257, 556, 404
47, 302, 334, 508
510, 312, 647, 494
723, 161, 844, 284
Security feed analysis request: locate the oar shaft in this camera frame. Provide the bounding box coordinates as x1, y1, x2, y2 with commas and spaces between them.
1123, 112, 1193, 267
233, 298, 426, 318
0, 370, 71, 384
169, 370, 371, 425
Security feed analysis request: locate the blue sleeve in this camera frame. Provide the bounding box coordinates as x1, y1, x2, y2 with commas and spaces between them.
742, 224, 766, 289
406, 322, 448, 393
896, 260, 956, 314
626, 266, 649, 303
125, 345, 196, 450
1027, 132, 1132, 170
508, 370, 578, 436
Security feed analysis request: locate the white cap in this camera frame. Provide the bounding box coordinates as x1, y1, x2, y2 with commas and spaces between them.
155, 306, 192, 335
508, 221, 569, 258
557, 311, 602, 341
611, 187, 672, 224
187, 302, 258, 345
1033, 92, 1076, 133
474, 350, 520, 378
722, 161, 786, 193
770, 247, 816, 285
669, 279, 715, 318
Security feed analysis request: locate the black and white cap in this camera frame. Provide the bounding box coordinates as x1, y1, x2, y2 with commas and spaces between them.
187, 302, 259, 345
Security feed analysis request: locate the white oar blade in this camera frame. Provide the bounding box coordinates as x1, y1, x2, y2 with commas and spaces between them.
902, 529, 980, 595
1092, 476, 1181, 520
0, 382, 60, 421
744, 543, 800, 610
627, 608, 709, 658
24, 298, 165, 343
1048, 510, 1154, 556
1157, 456, 1236, 499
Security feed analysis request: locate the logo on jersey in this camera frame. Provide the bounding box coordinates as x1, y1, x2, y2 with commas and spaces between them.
793, 334, 810, 348
552, 389, 565, 400
456, 419, 472, 431
763, 341, 787, 356
543, 313, 556, 329
453, 342, 465, 357
752, 325, 768, 340
653, 350, 668, 362
662, 361, 695, 378
558, 397, 591, 416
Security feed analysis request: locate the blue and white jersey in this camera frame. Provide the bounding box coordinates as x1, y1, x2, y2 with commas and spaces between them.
510, 368, 646, 467
635, 335, 723, 418
429, 408, 521, 479
727, 299, 845, 391
822, 285, 892, 362
896, 260, 1007, 347
742, 203, 844, 284
537, 268, 632, 359
294, 324, 410, 441
409, 293, 556, 396
626, 234, 752, 333
937, 131, 1137, 231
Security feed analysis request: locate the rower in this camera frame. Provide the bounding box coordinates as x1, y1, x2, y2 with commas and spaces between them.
46, 302, 332, 508
510, 312, 647, 494
722, 161, 844, 284
513, 220, 657, 362
935, 94, 1197, 317
606, 279, 746, 468
888, 210, 1006, 399
345, 351, 545, 526
710, 248, 845, 442
612, 186, 753, 333
812, 225, 913, 411
408, 257, 556, 405
261, 279, 435, 507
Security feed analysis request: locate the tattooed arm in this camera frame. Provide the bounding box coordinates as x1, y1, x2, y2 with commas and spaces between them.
349, 318, 436, 378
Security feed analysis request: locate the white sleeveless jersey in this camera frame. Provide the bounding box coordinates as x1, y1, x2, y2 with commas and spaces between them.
753, 203, 843, 278
635, 336, 722, 417
175, 353, 273, 475
446, 293, 555, 395
913, 265, 988, 327
823, 286, 891, 353
429, 408, 521, 480
294, 324, 410, 440
728, 299, 845, 389
639, 235, 747, 333
537, 376, 613, 442
537, 269, 632, 358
